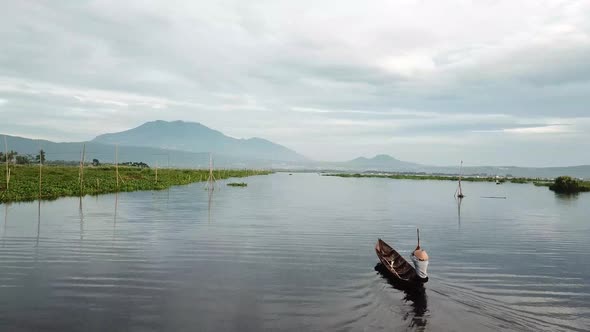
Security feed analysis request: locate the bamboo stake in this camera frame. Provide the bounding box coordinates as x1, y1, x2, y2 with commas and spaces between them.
78, 149, 82, 183
115, 145, 119, 189
80, 144, 86, 195
38, 149, 42, 199
4, 136, 9, 191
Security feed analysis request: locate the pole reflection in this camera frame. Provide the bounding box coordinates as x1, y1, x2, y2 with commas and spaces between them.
3, 203, 9, 247
456, 197, 463, 228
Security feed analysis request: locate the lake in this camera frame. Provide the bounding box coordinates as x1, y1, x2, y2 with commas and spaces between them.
0, 173, 588, 331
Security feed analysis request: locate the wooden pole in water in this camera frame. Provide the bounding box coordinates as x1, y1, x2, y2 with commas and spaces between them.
38, 149, 43, 199
417, 228, 420, 248
79, 144, 86, 195
115, 145, 119, 189
458, 161, 464, 197
205, 153, 216, 191
455, 160, 465, 198
78, 149, 82, 183
4, 135, 9, 192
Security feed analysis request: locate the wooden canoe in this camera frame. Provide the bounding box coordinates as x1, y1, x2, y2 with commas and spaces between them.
375, 238, 422, 283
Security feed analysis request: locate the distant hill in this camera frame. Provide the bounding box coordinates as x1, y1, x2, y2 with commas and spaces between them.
2, 119, 590, 178
0, 135, 291, 168
345, 154, 421, 170
92, 120, 306, 162
308, 154, 590, 179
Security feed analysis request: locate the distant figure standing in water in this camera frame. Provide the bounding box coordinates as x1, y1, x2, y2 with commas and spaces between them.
411, 229, 429, 282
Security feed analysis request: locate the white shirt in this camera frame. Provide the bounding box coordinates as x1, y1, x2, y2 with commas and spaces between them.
410, 254, 429, 279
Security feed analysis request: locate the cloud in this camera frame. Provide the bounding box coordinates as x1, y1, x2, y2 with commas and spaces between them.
500, 125, 573, 134
0, 0, 589, 165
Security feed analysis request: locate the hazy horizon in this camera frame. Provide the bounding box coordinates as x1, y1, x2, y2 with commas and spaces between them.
1, 1, 589, 166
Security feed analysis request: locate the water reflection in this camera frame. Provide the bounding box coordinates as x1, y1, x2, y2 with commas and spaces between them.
2, 203, 8, 247
456, 197, 463, 228
79, 197, 84, 242
554, 192, 580, 202
207, 188, 213, 224
114, 192, 118, 225
375, 263, 428, 330
36, 200, 41, 247
0, 174, 587, 331
113, 193, 118, 243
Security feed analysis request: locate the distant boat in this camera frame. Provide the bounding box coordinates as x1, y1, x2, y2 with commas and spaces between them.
375, 239, 423, 284
455, 160, 465, 198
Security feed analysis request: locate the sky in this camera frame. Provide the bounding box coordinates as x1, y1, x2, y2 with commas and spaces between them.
1, 0, 589, 166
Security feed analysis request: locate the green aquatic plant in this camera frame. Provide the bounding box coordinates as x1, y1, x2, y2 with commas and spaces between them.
509, 178, 529, 184
549, 176, 590, 194
227, 182, 247, 187
327, 173, 515, 182
0, 165, 269, 203
324, 173, 565, 188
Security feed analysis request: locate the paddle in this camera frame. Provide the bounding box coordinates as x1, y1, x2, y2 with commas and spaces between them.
417, 228, 420, 250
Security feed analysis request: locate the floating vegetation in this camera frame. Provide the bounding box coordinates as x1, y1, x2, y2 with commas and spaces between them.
509, 178, 529, 184
327, 172, 590, 194
0, 165, 269, 203
227, 182, 247, 187
549, 176, 590, 194
325, 173, 547, 183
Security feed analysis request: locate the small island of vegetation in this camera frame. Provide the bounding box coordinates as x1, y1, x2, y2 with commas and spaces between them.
549, 176, 590, 194
227, 182, 247, 187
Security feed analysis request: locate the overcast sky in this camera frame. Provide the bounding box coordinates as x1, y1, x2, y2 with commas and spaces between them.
1, 1, 589, 166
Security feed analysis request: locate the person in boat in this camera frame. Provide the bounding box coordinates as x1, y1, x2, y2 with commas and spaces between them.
410, 244, 429, 282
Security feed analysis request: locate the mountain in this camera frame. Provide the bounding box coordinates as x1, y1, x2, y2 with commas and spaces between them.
2, 120, 590, 178
0, 134, 299, 169
92, 120, 306, 162
346, 154, 421, 170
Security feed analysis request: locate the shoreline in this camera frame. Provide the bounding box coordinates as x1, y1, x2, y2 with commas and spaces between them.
324, 173, 590, 194
323, 172, 553, 185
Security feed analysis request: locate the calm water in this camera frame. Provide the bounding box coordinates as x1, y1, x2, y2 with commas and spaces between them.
0, 173, 589, 331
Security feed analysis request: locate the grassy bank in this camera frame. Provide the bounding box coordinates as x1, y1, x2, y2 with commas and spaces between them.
0, 165, 270, 203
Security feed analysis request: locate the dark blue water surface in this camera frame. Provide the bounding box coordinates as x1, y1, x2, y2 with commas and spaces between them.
0, 173, 588, 331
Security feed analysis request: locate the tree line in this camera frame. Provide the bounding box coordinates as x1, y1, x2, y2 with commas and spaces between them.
1, 150, 149, 168
0, 150, 45, 164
